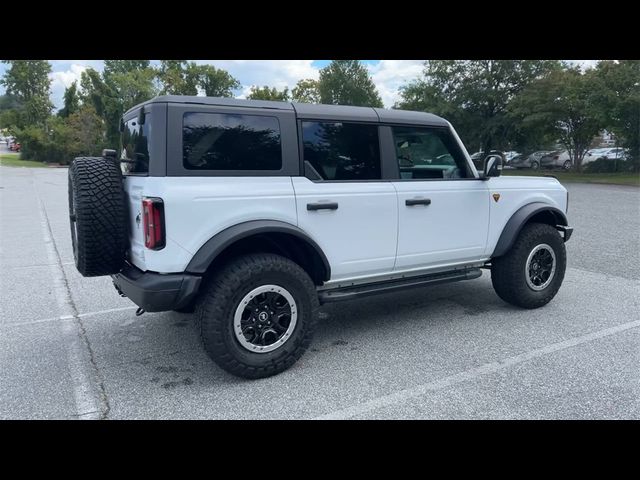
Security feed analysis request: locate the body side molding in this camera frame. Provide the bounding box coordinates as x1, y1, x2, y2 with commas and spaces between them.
492, 202, 569, 258
185, 220, 331, 280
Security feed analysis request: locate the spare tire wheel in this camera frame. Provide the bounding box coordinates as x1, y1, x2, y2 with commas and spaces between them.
68, 156, 127, 277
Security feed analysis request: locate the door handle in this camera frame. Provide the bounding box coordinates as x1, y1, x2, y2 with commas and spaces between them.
307, 202, 339, 211
405, 198, 431, 206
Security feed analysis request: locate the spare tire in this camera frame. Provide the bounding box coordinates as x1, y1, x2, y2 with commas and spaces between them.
68, 157, 127, 277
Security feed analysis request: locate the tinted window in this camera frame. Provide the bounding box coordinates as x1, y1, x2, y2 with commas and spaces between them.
302, 121, 381, 181
120, 115, 151, 174
391, 126, 470, 180
183, 113, 282, 170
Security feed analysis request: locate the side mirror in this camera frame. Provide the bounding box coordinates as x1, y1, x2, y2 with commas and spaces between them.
483, 154, 503, 178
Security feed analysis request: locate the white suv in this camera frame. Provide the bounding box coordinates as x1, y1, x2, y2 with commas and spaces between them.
67, 96, 573, 378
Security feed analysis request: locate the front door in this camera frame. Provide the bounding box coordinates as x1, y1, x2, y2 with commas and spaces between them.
387, 125, 490, 270
293, 120, 398, 281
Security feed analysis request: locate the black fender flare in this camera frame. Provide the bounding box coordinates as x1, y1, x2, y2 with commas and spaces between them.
492, 203, 569, 258
185, 220, 331, 281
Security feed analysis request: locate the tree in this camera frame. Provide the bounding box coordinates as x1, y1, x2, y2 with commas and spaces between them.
80, 61, 158, 147
397, 60, 561, 154
196, 65, 240, 97
317, 60, 383, 107
591, 60, 640, 170
246, 85, 290, 101
58, 81, 80, 118
0, 60, 53, 127
292, 79, 320, 103
157, 60, 200, 95
511, 67, 602, 171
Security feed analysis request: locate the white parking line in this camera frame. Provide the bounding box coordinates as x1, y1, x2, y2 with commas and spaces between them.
33, 173, 104, 420
314, 319, 640, 420
0, 306, 139, 329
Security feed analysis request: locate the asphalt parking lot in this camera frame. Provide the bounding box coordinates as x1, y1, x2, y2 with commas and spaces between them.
1, 162, 639, 419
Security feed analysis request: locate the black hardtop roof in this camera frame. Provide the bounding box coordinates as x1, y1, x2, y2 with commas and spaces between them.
125, 95, 449, 127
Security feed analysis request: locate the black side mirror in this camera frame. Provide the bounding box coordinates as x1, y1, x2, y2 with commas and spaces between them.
138, 107, 146, 125
483, 154, 503, 179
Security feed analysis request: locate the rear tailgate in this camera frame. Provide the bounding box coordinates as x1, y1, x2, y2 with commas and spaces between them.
123, 176, 147, 270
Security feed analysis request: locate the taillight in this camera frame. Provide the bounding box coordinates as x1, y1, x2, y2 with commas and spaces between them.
142, 197, 165, 250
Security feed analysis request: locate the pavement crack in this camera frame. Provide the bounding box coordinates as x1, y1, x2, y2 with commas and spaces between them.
33, 172, 111, 420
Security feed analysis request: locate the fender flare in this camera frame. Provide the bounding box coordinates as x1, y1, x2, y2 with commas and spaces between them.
492, 203, 568, 258
185, 220, 331, 281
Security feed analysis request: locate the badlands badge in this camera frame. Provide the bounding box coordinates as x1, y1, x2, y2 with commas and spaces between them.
492, 193, 501, 203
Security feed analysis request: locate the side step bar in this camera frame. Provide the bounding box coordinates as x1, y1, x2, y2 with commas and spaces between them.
318, 267, 482, 304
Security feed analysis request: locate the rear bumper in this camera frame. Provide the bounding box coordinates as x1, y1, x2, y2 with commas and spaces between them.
112, 264, 202, 312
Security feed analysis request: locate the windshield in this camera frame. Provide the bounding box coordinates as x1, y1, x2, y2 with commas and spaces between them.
120, 113, 151, 174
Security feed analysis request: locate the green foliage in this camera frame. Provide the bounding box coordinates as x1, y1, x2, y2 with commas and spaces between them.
584, 157, 634, 174
292, 79, 320, 103
80, 61, 158, 147
58, 81, 80, 118
511, 67, 602, 171
590, 60, 640, 171
197, 65, 240, 97
157, 60, 200, 95
246, 85, 290, 101
397, 60, 561, 152
318, 60, 383, 107
0, 60, 53, 127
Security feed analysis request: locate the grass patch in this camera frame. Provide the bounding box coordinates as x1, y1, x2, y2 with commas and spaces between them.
0, 154, 46, 168
503, 169, 640, 187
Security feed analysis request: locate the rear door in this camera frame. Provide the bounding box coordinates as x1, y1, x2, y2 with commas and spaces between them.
292, 119, 398, 281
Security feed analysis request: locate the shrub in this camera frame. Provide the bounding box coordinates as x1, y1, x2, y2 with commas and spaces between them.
584, 157, 634, 173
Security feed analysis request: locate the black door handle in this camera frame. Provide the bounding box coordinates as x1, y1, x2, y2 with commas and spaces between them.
405, 198, 431, 206
307, 202, 339, 211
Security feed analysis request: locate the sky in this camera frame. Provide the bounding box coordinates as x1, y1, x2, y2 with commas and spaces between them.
0, 60, 598, 112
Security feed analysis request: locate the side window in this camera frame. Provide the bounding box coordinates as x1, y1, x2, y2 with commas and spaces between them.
183, 112, 282, 170
302, 121, 381, 181
391, 126, 470, 180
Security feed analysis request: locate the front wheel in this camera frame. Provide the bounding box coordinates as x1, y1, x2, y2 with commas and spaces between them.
531, 161, 540, 170
196, 253, 319, 379
563, 160, 572, 170
491, 223, 566, 309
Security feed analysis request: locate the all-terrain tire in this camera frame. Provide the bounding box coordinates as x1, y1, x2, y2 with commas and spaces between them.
196, 253, 319, 379
491, 222, 566, 309
68, 157, 127, 277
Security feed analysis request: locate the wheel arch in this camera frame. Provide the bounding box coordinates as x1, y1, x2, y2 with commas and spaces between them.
492, 203, 568, 258
185, 220, 331, 284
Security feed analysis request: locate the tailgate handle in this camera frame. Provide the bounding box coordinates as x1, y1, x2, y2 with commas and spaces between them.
307, 202, 339, 211
406, 198, 431, 206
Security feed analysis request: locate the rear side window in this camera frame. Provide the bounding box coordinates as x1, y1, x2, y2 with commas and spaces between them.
120, 116, 151, 174
183, 112, 282, 170
302, 121, 381, 181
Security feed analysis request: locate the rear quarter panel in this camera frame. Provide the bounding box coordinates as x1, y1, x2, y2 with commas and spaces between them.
130, 176, 298, 273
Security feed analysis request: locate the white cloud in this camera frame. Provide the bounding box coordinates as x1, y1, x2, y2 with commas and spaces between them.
367, 60, 425, 107
193, 60, 319, 95
49, 64, 89, 110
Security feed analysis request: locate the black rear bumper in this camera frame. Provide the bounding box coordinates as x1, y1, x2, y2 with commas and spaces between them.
112, 264, 202, 312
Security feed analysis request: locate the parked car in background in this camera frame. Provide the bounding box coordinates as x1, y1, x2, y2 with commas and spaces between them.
504, 151, 521, 163
541, 150, 572, 170
9, 142, 21, 152
510, 151, 552, 170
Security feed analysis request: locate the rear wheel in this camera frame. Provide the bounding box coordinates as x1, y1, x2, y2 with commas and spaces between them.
196, 253, 319, 379
491, 223, 566, 309
531, 161, 540, 170
563, 160, 572, 170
